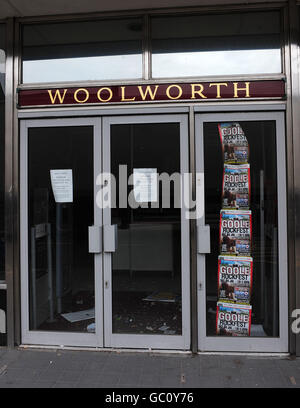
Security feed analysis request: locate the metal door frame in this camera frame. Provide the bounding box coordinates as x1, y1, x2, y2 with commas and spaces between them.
195, 111, 289, 352
20, 117, 103, 347
102, 114, 191, 350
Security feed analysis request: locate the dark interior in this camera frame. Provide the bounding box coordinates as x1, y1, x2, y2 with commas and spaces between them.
27, 122, 183, 336
28, 126, 94, 332
203, 121, 279, 337
111, 123, 182, 335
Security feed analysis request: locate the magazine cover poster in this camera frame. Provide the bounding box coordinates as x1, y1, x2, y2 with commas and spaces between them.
219, 210, 252, 256
216, 302, 252, 336
222, 164, 251, 209
218, 122, 249, 164
218, 256, 253, 304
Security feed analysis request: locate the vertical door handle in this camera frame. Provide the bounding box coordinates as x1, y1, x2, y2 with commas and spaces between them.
197, 225, 211, 254
88, 226, 102, 253
103, 224, 118, 252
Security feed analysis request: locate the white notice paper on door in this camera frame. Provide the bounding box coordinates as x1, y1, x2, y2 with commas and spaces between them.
133, 168, 158, 203
50, 169, 73, 203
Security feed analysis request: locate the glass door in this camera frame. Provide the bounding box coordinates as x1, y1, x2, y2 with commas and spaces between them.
20, 118, 103, 347
195, 112, 288, 352
102, 115, 190, 349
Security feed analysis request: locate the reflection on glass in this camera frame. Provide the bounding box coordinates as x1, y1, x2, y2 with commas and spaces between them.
151, 11, 281, 77
0, 24, 5, 282
0, 290, 6, 345
204, 121, 279, 337
22, 18, 143, 83
28, 126, 94, 332
152, 49, 281, 77
111, 123, 182, 335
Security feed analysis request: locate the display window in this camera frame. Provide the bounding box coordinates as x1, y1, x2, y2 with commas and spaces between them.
196, 112, 288, 352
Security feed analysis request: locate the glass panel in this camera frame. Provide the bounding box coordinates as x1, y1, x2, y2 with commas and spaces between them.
28, 126, 94, 332
22, 18, 143, 83
0, 289, 6, 345
203, 121, 279, 337
111, 123, 182, 335
151, 11, 281, 78
0, 24, 5, 282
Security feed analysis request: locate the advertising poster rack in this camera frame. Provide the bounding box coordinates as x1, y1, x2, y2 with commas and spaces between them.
216, 123, 253, 337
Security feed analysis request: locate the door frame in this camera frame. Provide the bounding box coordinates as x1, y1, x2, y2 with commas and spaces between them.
20, 117, 103, 347
195, 111, 289, 352
102, 114, 191, 350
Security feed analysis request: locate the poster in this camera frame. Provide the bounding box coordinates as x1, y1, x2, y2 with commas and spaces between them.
222, 164, 251, 209
218, 122, 249, 164
216, 302, 252, 336
217, 122, 253, 337
50, 169, 73, 203
218, 256, 253, 304
219, 210, 252, 256
133, 168, 157, 203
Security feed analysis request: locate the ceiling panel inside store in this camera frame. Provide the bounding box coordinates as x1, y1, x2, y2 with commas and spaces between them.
0, 0, 286, 19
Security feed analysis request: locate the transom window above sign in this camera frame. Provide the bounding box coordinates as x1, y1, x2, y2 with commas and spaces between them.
22, 18, 144, 84
151, 11, 282, 78
21, 10, 283, 85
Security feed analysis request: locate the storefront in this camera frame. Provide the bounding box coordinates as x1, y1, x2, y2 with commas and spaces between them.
0, 0, 299, 354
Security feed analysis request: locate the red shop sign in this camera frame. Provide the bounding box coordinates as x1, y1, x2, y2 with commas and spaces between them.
18, 80, 285, 108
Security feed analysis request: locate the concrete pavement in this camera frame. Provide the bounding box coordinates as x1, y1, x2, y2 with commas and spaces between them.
0, 347, 298, 388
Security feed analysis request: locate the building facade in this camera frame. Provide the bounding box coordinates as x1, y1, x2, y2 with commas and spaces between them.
0, 0, 300, 354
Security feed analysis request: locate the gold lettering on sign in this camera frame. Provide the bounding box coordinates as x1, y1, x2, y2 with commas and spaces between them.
233, 82, 250, 98
121, 86, 135, 101
48, 89, 67, 104
137, 85, 159, 100
166, 85, 183, 100
97, 87, 113, 102
74, 88, 89, 103
191, 84, 207, 99
209, 83, 228, 98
